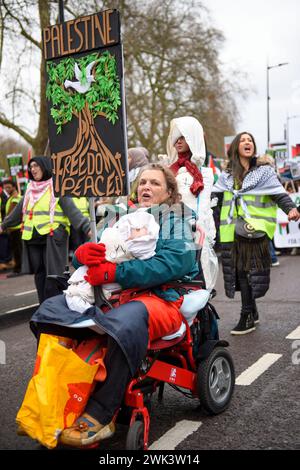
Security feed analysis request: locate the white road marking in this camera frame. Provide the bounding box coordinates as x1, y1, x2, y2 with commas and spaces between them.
14, 290, 36, 297
286, 326, 300, 340
235, 353, 282, 386
4, 303, 39, 314
149, 420, 202, 450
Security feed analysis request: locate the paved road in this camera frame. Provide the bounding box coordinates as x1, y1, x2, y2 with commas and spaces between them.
0, 256, 299, 450
0, 271, 38, 311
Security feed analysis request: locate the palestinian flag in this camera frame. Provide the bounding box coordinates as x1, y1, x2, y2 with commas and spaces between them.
208, 154, 219, 183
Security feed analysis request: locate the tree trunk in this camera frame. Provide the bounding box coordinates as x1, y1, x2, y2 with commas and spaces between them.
34, 0, 51, 155
52, 104, 125, 197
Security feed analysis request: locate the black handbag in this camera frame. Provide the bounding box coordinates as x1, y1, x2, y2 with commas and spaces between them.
235, 216, 266, 240
234, 197, 266, 240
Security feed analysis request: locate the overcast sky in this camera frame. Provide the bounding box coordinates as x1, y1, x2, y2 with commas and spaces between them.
205, 0, 300, 155
2, 1, 299, 158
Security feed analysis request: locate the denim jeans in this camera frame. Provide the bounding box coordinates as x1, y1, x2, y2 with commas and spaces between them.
269, 240, 278, 264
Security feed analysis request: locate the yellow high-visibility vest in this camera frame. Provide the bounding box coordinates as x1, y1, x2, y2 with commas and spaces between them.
22, 189, 70, 240
5, 193, 22, 230
220, 191, 277, 242
72, 197, 90, 218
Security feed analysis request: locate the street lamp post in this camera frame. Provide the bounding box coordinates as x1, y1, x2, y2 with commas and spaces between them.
58, 0, 65, 23
266, 62, 289, 149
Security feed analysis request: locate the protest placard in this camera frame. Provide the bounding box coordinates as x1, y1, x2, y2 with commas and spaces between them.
43, 9, 128, 198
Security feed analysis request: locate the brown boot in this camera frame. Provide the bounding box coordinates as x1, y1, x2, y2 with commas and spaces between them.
0, 263, 11, 271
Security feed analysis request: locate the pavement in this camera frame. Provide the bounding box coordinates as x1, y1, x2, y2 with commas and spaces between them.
1, 252, 300, 450
0, 253, 79, 328
0, 269, 38, 328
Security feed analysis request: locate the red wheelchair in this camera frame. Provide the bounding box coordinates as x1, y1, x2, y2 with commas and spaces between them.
94, 279, 235, 450
47, 271, 235, 451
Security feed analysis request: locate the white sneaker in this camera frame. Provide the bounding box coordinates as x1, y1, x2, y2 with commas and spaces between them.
271, 261, 280, 267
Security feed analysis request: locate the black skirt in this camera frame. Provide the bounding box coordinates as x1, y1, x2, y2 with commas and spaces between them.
234, 235, 271, 272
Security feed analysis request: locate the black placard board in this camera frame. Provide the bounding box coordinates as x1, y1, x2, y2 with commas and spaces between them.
43, 9, 128, 197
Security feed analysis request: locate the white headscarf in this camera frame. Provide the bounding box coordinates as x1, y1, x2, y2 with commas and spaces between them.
166, 116, 206, 167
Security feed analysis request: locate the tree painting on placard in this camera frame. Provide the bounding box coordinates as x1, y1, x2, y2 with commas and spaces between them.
46, 51, 124, 196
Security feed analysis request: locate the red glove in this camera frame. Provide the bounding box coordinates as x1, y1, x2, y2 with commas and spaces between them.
75, 242, 106, 266
84, 262, 116, 286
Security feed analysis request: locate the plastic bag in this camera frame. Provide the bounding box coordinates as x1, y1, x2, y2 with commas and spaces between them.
200, 239, 219, 291
16, 334, 103, 449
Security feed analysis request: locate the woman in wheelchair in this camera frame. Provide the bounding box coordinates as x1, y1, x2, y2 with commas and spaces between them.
31, 163, 200, 448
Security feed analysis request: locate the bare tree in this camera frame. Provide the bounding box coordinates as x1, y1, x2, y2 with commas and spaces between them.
0, 0, 246, 157
120, 0, 241, 157
0, 0, 51, 154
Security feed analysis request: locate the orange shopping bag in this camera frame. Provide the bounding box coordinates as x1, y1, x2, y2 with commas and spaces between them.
74, 338, 107, 382
16, 334, 103, 449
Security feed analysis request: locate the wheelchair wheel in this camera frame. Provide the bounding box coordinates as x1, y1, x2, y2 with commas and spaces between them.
126, 420, 144, 450
197, 346, 235, 415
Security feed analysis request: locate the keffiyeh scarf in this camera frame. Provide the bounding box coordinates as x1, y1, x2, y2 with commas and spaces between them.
213, 165, 285, 223
22, 179, 57, 234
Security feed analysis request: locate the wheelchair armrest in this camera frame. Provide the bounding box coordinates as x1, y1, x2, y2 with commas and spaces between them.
102, 283, 123, 295
167, 279, 205, 288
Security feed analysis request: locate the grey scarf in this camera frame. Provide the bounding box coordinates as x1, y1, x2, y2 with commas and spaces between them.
213, 165, 285, 223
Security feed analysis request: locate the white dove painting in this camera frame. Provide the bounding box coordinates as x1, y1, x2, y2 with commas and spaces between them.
64, 61, 96, 94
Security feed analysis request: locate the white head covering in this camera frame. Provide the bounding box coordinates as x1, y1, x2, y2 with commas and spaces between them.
100, 209, 160, 262
166, 116, 206, 167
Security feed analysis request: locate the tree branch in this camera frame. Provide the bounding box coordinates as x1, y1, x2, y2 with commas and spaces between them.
2, 0, 41, 50
126, 106, 146, 144
0, 113, 34, 146
0, 5, 6, 69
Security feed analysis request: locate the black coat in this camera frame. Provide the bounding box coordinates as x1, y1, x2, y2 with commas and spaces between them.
217, 192, 295, 299
212, 158, 296, 299
220, 241, 270, 299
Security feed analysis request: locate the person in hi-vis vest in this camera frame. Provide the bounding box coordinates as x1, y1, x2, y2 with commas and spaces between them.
2, 179, 22, 277
69, 197, 90, 256
0, 156, 90, 303
0, 181, 13, 270
212, 132, 299, 335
